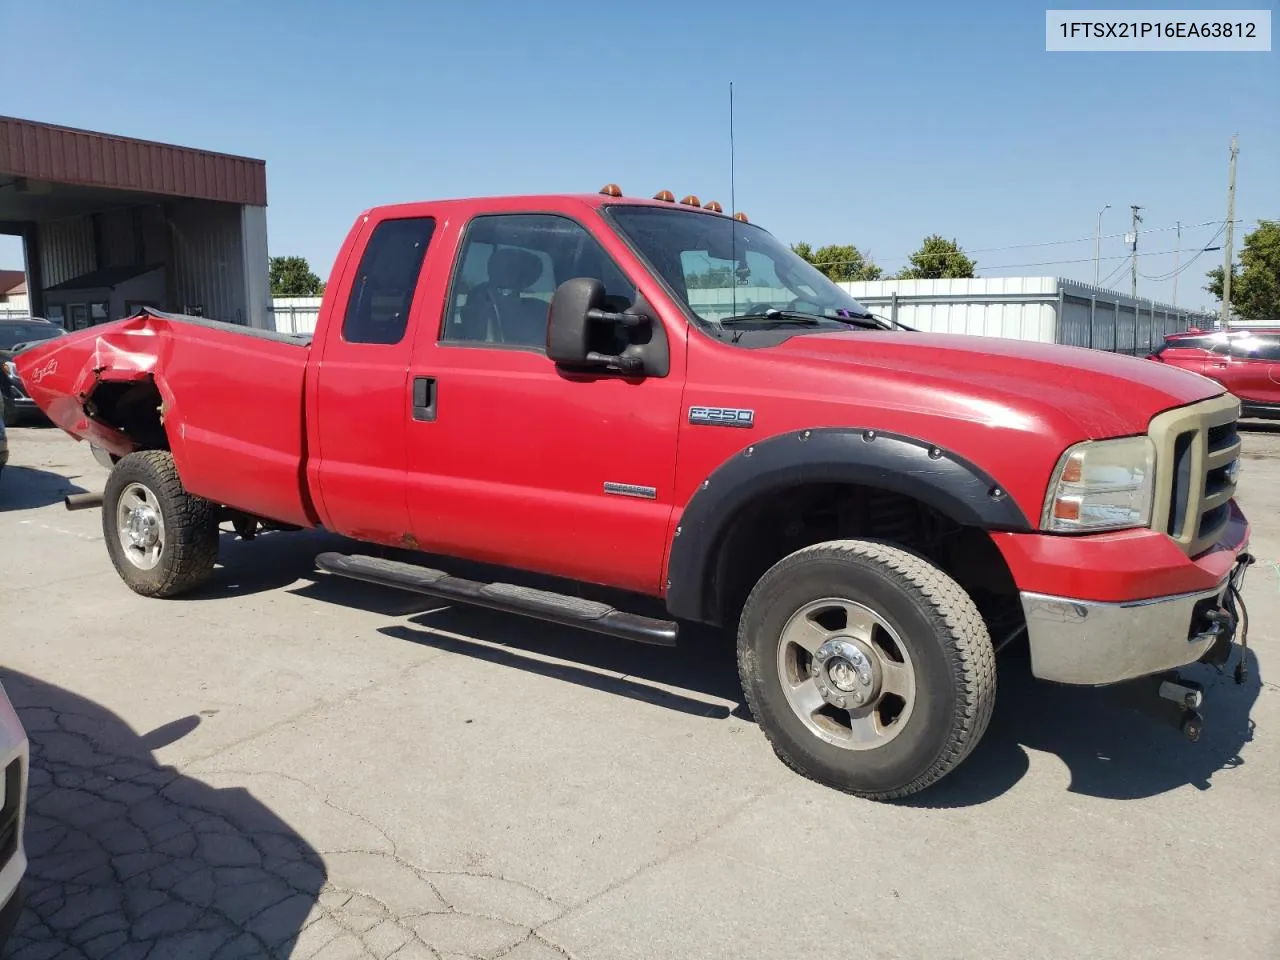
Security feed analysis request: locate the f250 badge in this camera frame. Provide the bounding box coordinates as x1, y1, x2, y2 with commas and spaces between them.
689, 406, 754, 428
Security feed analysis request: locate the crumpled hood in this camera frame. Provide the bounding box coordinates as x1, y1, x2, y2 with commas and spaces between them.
768, 331, 1223, 439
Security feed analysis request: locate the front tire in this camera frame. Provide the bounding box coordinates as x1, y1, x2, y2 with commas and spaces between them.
737, 539, 996, 800
103, 451, 220, 597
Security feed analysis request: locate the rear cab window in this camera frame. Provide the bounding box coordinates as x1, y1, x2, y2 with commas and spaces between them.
342, 217, 437, 345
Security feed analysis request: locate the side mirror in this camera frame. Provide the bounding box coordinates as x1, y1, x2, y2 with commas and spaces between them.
546, 278, 651, 374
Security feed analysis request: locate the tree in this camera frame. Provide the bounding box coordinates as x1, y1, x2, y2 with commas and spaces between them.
1206, 220, 1280, 321
894, 235, 976, 280
269, 256, 325, 296
791, 242, 883, 282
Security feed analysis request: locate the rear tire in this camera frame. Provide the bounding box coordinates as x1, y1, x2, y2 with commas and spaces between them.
737, 539, 996, 800
102, 451, 220, 597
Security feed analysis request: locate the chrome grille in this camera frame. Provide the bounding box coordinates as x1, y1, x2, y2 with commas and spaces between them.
1149, 394, 1241, 556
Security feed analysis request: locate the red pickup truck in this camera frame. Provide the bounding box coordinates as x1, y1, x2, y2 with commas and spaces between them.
16, 188, 1253, 799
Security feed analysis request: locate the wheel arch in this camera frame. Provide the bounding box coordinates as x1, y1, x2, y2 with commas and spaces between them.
664, 427, 1032, 625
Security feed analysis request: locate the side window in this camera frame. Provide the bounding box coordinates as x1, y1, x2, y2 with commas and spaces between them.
442, 213, 636, 349
343, 217, 436, 344
1231, 335, 1280, 361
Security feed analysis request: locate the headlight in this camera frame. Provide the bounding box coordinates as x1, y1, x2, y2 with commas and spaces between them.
2, 361, 14, 379
1041, 436, 1155, 532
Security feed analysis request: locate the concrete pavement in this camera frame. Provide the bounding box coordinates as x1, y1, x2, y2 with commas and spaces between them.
1, 424, 1277, 959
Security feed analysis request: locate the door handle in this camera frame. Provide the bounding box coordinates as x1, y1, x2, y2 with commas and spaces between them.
412, 377, 437, 422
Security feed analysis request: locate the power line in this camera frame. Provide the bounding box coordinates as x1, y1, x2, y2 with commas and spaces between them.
803, 218, 1234, 270
964, 246, 1217, 273
1099, 257, 1129, 288
1139, 222, 1227, 281
812, 243, 1225, 275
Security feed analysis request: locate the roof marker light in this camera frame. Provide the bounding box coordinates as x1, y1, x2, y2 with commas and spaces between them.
679, 194, 701, 207
733, 211, 749, 223
703, 200, 723, 212
653, 190, 675, 202
599, 183, 623, 197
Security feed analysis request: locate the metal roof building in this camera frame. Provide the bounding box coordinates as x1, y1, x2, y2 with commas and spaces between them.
0, 115, 270, 329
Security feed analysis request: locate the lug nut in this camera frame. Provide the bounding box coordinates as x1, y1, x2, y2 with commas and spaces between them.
835, 697, 846, 708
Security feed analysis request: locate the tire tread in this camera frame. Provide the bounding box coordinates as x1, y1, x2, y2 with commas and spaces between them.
103, 451, 219, 598
737, 538, 996, 800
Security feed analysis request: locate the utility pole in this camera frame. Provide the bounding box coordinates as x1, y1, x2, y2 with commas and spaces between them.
1220, 135, 1239, 328
1172, 220, 1182, 308
1094, 204, 1111, 284
1130, 205, 1143, 299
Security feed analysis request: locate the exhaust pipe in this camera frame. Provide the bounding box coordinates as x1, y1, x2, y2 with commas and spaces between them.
65, 492, 105, 511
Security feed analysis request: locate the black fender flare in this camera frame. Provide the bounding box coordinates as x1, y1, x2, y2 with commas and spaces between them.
664, 427, 1033, 623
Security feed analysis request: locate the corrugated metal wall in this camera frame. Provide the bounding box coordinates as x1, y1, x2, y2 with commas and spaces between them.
168, 199, 247, 324
38, 217, 95, 287
841, 277, 1212, 353
270, 296, 323, 334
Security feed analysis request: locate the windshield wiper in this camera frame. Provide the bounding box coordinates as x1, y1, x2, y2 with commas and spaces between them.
871, 312, 917, 332
720, 309, 891, 331
719, 311, 822, 328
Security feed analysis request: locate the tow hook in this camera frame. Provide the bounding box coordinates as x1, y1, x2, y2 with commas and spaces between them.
1157, 676, 1205, 742
1228, 553, 1254, 685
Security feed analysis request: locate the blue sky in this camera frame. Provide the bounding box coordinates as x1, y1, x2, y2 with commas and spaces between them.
1, 0, 1276, 310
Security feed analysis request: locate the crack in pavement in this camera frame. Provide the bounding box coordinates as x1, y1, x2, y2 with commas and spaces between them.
4, 672, 581, 960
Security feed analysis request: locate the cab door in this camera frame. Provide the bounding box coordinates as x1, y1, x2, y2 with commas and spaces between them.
1201, 334, 1280, 410
402, 207, 685, 594
309, 214, 438, 544
1232, 334, 1280, 407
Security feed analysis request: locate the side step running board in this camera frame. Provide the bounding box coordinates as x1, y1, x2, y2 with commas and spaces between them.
315, 552, 678, 647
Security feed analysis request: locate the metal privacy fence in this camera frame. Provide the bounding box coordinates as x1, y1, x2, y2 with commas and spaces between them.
213, 281, 1224, 355
838, 277, 1216, 355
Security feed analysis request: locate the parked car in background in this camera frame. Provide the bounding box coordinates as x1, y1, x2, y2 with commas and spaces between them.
0, 397, 7, 479
1, 318, 66, 426
0, 677, 29, 953
1149, 327, 1280, 418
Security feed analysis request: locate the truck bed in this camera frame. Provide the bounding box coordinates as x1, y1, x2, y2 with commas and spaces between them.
15, 309, 318, 527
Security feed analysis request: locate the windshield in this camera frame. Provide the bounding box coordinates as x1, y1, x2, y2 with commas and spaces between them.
606, 205, 874, 330
0, 322, 63, 350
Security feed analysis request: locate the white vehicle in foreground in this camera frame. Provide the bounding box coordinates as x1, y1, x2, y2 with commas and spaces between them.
0, 678, 27, 952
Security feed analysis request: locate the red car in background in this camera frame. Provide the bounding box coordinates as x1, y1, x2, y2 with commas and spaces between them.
1150, 327, 1280, 419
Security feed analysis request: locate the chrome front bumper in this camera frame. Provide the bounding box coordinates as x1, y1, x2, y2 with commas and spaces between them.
1020, 560, 1247, 685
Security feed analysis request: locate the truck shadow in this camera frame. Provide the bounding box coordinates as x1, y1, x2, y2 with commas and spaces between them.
189, 529, 1263, 805
379, 615, 740, 720
899, 646, 1261, 807
0, 466, 87, 512
1, 668, 326, 959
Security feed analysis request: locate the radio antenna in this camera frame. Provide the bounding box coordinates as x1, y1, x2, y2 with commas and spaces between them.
729, 81, 737, 318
